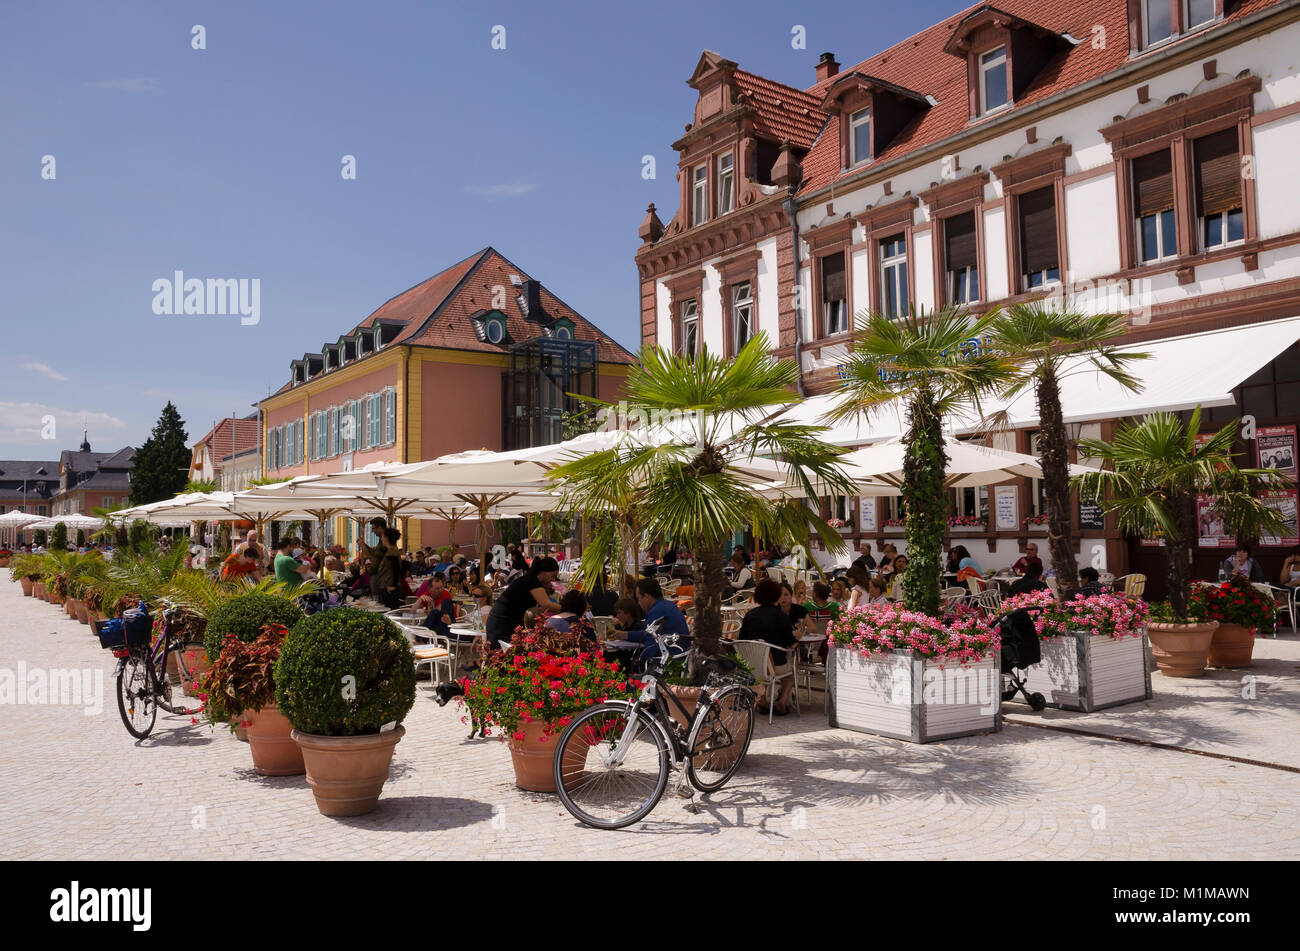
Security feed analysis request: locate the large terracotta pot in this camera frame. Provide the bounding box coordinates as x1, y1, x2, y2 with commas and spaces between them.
666, 685, 702, 732
19, 577, 34, 597
1207, 622, 1255, 669
77, 602, 90, 624
1148, 621, 1218, 677
32, 581, 46, 599
65, 598, 81, 618
0, 557, 9, 569
245, 705, 305, 775
292, 726, 405, 817
508, 719, 587, 793
170, 646, 211, 698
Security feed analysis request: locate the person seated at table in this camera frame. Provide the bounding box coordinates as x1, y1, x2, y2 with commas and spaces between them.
488, 556, 561, 644
845, 565, 871, 611
1221, 543, 1265, 583
274, 538, 313, 590
829, 578, 849, 605
727, 551, 754, 591
1280, 546, 1300, 588
866, 577, 892, 605
586, 572, 619, 617
657, 545, 677, 571
949, 545, 983, 579
415, 571, 455, 616
778, 581, 809, 635
626, 578, 691, 664
407, 550, 431, 578
320, 556, 346, 587
804, 582, 841, 625
1011, 543, 1042, 576
1010, 560, 1048, 595
445, 564, 471, 596
546, 590, 594, 640
851, 543, 877, 574
221, 545, 263, 582
612, 598, 645, 633
1078, 566, 1105, 598
737, 579, 797, 716
791, 578, 807, 604
877, 544, 899, 574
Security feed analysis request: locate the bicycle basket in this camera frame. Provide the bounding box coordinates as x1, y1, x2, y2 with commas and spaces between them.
96, 617, 127, 651
706, 668, 756, 690
122, 605, 153, 649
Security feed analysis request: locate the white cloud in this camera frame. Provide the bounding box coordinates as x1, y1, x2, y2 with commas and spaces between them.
0, 402, 126, 445
467, 181, 539, 198
84, 77, 163, 95
21, 362, 68, 382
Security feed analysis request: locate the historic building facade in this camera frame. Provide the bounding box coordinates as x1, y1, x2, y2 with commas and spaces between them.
637, 0, 1300, 589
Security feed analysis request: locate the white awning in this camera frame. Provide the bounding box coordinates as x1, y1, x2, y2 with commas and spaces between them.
793, 316, 1300, 445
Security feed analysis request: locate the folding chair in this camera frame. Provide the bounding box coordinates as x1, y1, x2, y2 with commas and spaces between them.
1253, 583, 1294, 636
733, 639, 798, 723
1116, 574, 1147, 598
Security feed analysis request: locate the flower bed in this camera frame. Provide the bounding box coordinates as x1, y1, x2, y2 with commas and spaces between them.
826, 604, 1002, 743
997, 590, 1151, 712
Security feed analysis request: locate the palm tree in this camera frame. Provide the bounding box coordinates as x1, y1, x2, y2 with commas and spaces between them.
1074, 409, 1289, 619
550, 334, 854, 656
834, 306, 1020, 615
990, 303, 1149, 600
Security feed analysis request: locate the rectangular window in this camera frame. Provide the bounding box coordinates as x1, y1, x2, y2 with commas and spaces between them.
716, 153, 734, 216
308, 413, 316, 461
820, 252, 848, 335
1185, 0, 1215, 28
680, 299, 699, 359
1133, 149, 1177, 263
944, 212, 979, 304
1018, 185, 1061, 291
731, 282, 753, 353
384, 388, 396, 445
1144, 0, 1173, 45
980, 46, 1009, 114
880, 234, 909, 319
1194, 128, 1245, 251
370, 393, 383, 447
692, 165, 708, 226
327, 407, 336, 456
849, 107, 871, 166
317, 412, 327, 459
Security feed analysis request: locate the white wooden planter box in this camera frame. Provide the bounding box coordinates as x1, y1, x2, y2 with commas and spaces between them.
1019, 631, 1151, 713
827, 646, 1002, 743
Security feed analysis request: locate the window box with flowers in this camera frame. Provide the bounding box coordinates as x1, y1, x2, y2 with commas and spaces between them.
1189, 579, 1272, 669
1022, 513, 1049, 532
1000, 590, 1151, 712
882, 518, 908, 535
827, 517, 852, 534
826, 603, 1002, 742
947, 515, 988, 532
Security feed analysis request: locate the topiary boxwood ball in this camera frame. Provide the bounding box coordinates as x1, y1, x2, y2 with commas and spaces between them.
204, 592, 305, 662
274, 607, 416, 737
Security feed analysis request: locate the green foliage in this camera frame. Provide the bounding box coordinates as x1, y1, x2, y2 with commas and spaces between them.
901, 391, 947, 616
204, 592, 305, 662
274, 607, 416, 736
76, 529, 86, 547
201, 623, 290, 731
33, 529, 46, 548
130, 401, 191, 505
180, 479, 219, 494
50, 522, 67, 551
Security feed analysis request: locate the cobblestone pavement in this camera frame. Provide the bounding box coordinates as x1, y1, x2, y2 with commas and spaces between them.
2, 577, 1298, 860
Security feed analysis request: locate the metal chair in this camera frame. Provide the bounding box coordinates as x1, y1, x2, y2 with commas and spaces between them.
1116, 574, 1147, 598
721, 618, 741, 640
733, 639, 798, 723
1253, 583, 1294, 636
394, 621, 454, 685
971, 587, 1002, 614
797, 618, 829, 711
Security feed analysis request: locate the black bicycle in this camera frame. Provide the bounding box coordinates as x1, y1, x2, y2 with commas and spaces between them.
552, 625, 756, 830
115, 600, 203, 738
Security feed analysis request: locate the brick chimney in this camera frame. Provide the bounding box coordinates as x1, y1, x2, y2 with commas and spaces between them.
816, 52, 839, 83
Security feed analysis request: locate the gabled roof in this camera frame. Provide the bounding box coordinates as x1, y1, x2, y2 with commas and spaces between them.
193, 418, 259, 458
732, 69, 828, 150
797, 0, 1286, 196
0, 460, 59, 485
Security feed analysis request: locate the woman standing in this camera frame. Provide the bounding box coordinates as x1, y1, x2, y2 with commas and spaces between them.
485, 555, 561, 644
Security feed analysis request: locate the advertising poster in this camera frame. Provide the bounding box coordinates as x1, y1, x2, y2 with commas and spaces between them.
859, 497, 877, 534
1196, 495, 1233, 548
1256, 425, 1299, 480
1260, 490, 1300, 547
994, 486, 1018, 530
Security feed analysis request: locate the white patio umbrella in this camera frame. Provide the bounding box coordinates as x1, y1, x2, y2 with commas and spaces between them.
0, 510, 42, 547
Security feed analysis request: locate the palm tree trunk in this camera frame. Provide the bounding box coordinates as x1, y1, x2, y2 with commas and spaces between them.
903, 387, 946, 616
693, 539, 725, 657
1037, 367, 1079, 601
1166, 499, 1194, 619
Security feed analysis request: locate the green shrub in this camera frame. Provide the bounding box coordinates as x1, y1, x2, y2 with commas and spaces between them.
274, 607, 415, 736
33, 530, 46, 548
203, 592, 305, 661
51, 522, 68, 551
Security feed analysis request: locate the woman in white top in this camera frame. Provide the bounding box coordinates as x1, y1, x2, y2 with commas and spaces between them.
866, 577, 892, 605
1282, 547, 1300, 588
845, 565, 872, 611
727, 551, 754, 591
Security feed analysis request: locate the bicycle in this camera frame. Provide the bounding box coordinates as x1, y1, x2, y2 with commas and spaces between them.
115, 600, 204, 739
551, 624, 756, 830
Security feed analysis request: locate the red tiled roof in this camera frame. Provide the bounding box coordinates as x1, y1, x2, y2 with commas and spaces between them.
732, 69, 828, 150
348, 250, 483, 335
196, 418, 260, 457
797, 0, 1287, 196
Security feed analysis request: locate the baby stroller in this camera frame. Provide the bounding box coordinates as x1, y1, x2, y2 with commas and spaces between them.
996, 607, 1047, 711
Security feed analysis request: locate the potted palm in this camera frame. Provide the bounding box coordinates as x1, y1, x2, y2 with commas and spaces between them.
1075, 410, 1289, 678
275, 607, 416, 816
1190, 578, 1272, 668
459, 621, 640, 791
201, 623, 304, 775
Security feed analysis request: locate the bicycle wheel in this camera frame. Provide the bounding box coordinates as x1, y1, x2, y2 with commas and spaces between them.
685, 686, 754, 793
553, 703, 670, 830
117, 653, 157, 739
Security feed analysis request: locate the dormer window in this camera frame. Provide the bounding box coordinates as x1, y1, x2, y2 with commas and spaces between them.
691, 165, 708, 226
979, 47, 1009, 115
849, 108, 872, 166
485, 313, 507, 345
1144, 0, 1173, 44
716, 153, 734, 216
357, 330, 372, 356
1141, 0, 1217, 49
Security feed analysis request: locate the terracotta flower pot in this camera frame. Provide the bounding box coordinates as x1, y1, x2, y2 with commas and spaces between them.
76, 602, 90, 624
1147, 621, 1218, 678
175, 647, 211, 698
245, 705, 305, 775
1207, 621, 1256, 669
32, 582, 46, 599
507, 719, 587, 793
292, 726, 405, 817
0, 557, 9, 569
65, 598, 80, 618
666, 684, 702, 732
235, 716, 250, 743
20, 577, 34, 597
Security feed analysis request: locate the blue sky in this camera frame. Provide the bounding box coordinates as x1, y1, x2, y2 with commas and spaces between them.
0, 0, 962, 460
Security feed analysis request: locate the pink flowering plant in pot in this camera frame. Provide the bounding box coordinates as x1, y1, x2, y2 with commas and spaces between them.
827, 603, 1001, 666
998, 590, 1149, 640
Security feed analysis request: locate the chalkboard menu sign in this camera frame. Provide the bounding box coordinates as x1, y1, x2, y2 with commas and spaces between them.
1078, 498, 1106, 531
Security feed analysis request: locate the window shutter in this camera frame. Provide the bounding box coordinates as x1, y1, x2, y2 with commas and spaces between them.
821, 253, 846, 302
1018, 186, 1059, 275
944, 212, 977, 270
1194, 128, 1242, 216
385, 389, 395, 445
1132, 149, 1174, 217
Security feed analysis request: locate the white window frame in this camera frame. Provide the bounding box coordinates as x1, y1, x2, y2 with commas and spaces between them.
1024, 267, 1062, 291
979, 46, 1009, 116
716, 153, 734, 216
880, 235, 909, 319
1201, 207, 1245, 252
680, 299, 699, 359
384, 388, 396, 445
1137, 209, 1178, 264
849, 107, 872, 166
1143, 0, 1174, 46
691, 164, 708, 226
824, 298, 847, 336
1184, 0, 1216, 30
949, 264, 980, 305
731, 282, 753, 353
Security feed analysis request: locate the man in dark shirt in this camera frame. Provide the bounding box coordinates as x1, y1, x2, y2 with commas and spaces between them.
627, 577, 691, 663
851, 543, 877, 574
738, 579, 797, 715
1078, 566, 1105, 597
1012, 543, 1042, 575
1009, 561, 1049, 596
